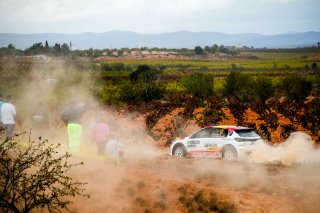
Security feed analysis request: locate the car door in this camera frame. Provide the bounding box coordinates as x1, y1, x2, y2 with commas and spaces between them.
187, 128, 212, 157
200, 128, 227, 157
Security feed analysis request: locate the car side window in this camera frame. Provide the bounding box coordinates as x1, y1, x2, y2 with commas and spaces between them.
210, 128, 227, 138
191, 128, 211, 138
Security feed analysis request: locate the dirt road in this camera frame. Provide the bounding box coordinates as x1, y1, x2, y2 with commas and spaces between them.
68, 148, 320, 213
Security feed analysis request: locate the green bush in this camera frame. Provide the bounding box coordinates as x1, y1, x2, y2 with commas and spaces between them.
111, 62, 125, 71
254, 76, 275, 103
180, 73, 214, 99
315, 73, 320, 95
101, 63, 112, 71
223, 71, 255, 101
280, 75, 312, 101
119, 82, 164, 103
97, 84, 122, 105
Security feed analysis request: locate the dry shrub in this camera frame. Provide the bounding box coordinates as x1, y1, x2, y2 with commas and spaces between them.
178, 184, 237, 213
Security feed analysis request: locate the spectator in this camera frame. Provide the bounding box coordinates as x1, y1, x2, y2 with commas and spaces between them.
61, 101, 86, 153
31, 102, 49, 139
92, 115, 109, 155
107, 133, 124, 165
1, 95, 16, 142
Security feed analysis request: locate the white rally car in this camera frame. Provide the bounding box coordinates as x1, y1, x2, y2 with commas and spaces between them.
170, 125, 262, 160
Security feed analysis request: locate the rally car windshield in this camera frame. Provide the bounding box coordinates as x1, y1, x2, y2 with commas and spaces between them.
235, 129, 260, 138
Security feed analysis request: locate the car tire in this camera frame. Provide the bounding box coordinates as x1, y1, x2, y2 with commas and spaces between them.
173, 145, 187, 157
222, 147, 238, 161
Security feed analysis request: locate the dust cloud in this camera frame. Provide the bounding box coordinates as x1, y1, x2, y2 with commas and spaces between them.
249, 131, 320, 165
4, 59, 320, 212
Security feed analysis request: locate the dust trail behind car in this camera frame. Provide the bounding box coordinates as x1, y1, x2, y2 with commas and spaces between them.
248, 131, 320, 165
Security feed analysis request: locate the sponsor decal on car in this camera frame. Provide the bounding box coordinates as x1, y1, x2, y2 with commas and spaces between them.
189, 151, 221, 157
204, 143, 217, 148
188, 140, 200, 145
207, 147, 221, 151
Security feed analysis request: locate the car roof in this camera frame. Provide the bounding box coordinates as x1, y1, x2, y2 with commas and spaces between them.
205, 125, 252, 131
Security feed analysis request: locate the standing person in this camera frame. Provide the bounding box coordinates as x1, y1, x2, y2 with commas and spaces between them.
1, 95, 16, 142
61, 102, 86, 153
31, 102, 49, 139
92, 115, 109, 155
107, 133, 124, 165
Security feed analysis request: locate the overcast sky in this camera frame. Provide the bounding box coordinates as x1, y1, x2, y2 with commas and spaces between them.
0, 0, 319, 35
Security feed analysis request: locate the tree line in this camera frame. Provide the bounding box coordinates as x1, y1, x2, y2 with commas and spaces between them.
2, 42, 232, 57
0, 41, 70, 56
97, 64, 320, 105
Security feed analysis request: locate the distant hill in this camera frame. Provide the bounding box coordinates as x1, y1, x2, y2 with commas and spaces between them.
0, 31, 319, 50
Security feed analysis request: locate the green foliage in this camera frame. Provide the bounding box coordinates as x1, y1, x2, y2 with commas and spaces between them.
0, 44, 21, 56
100, 62, 125, 71
315, 73, 320, 95
0, 136, 89, 213
254, 77, 275, 103
223, 71, 255, 101
117, 65, 165, 102
180, 73, 214, 99
101, 63, 113, 71
24, 42, 70, 56
129, 64, 162, 84
311, 62, 317, 72
119, 81, 164, 103
97, 84, 122, 105
111, 62, 125, 71
280, 75, 312, 101
194, 46, 203, 55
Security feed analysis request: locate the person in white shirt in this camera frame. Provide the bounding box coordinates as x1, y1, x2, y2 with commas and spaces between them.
1, 95, 16, 142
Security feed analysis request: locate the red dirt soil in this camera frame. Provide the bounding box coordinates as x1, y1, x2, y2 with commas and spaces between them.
65, 110, 320, 213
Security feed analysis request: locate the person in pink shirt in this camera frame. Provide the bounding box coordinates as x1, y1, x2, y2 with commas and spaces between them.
92, 117, 109, 155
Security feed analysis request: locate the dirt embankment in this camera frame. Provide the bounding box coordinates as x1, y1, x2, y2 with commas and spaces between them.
146, 103, 320, 147
16, 105, 319, 213
66, 108, 320, 213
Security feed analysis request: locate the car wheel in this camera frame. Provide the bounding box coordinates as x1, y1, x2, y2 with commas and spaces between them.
222, 147, 238, 161
173, 145, 187, 157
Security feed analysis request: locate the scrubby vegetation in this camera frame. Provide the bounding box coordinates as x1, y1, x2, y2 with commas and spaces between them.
0, 47, 319, 143
0, 133, 88, 213
178, 184, 237, 213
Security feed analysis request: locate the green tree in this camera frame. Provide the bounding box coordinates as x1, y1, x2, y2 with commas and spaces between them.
194, 46, 203, 55
25, 42, 45, 55
223, 71, 255, 101
120, 82, 164, 103
0, 137, 89, 213
219, 45, 230, 54
7, 44, 15, 50
254, 77, 275, 103
314, 72, 320, 95
45, 40, 49, 49
180, 73, 214, 99
311, 62, 317, 72
281, 75, 312, 101
101, 63, 112, 71
111, 62, 125, 71
53, 43, 61, 54
129, 64, 161, 83
212, 44, 219, 53
61, 43, 70, 55
121, 65, 164, 103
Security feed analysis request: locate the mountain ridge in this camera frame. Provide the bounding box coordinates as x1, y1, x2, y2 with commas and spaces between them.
0, 31, 319, 50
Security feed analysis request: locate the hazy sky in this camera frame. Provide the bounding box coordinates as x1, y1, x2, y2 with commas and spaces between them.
0, 0, 319, 34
